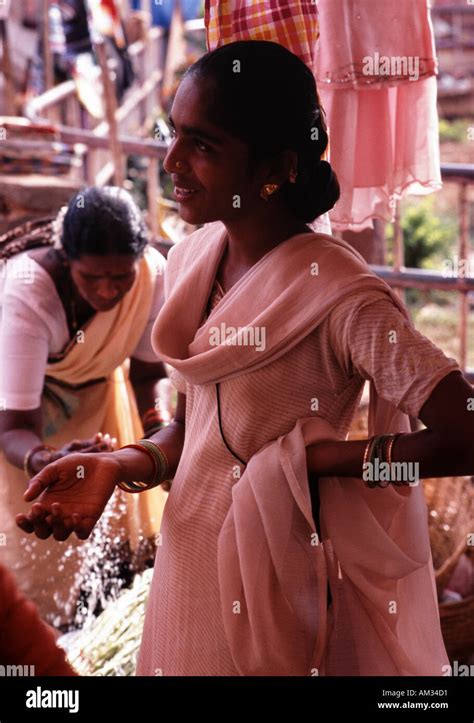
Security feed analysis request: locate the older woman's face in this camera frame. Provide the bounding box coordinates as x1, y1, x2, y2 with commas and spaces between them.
69, 254, 138, 311
163, 76, 263, 225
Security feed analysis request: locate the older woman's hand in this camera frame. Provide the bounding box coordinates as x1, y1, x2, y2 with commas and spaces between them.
27, 434, 118, 476
57, 432, 118, 455
16, 452, 121, 542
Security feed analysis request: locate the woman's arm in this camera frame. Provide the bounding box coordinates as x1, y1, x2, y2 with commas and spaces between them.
0, 409, 116, 476
306, 370, 474, 481
0, 409, 43, 471
113, 390, 186, 482
17, 392, 187, 541
129, 357, 168, 424
0, 266, 113, 475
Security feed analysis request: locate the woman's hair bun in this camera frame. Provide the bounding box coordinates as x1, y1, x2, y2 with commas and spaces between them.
286, 159, 340, 224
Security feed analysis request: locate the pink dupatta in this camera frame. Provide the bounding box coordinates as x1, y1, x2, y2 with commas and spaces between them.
151, 222, 449, 676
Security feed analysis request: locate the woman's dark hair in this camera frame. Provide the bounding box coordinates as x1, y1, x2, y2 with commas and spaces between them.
61, 186, 149, 259
183, 40, 340, 223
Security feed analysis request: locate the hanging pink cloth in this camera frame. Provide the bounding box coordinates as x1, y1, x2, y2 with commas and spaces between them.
145, 224, 450, 675
314, 0, 442, 231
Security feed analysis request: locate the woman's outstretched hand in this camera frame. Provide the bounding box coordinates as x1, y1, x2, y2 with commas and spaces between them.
26, 433, 118, 477
58, 432, 118, 456
16, 453, 121, 542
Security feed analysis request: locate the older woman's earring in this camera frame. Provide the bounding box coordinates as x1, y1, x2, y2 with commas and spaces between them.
260, 183, 279, 201
289, 168, 298, 184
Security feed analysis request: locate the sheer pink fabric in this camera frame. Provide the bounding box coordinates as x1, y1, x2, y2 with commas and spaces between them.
314, 0, 441, 231
141, 223, 449, 675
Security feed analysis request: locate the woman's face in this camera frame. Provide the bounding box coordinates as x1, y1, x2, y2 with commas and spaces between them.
69, 254, 139, 311
163, 76, 264, 225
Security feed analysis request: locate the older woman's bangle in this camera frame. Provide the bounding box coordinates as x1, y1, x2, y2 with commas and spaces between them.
23, 444, 57, 479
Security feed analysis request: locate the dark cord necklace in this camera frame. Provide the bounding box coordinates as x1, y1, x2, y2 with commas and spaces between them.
216, 382, 247, 467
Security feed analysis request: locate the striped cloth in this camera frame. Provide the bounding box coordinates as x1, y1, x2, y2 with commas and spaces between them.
205, 0, 319, 67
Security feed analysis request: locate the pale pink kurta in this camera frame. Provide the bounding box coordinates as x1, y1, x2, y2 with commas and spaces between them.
136, 224, 458, 676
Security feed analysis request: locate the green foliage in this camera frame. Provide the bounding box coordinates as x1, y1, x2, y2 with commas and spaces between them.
386, 197, 457, 307
386, 197, 456, 270
438, 118, 471, 144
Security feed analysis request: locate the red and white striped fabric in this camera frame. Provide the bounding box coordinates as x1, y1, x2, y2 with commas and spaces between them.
205, 0, 319, 67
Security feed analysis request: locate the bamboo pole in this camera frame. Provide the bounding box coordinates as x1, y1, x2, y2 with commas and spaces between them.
94, 38, 125, 186
392, 200, 405, 303
42, 0, 54, 91
0, 19, 15, 115
147, 157, 159, 238
161, 1, 186, 110
458, 181, 469, 371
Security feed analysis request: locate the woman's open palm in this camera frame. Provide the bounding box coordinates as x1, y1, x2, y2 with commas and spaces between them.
16, 453, 121, 541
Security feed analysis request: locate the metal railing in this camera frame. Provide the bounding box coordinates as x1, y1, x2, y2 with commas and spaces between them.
370, 163, 474, 381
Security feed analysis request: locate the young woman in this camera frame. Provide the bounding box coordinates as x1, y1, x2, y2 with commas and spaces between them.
17, 42, 473, 675
1, 186, 168, 628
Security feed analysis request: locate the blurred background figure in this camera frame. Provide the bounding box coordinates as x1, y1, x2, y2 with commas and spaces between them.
0, 561, 77, 675
0, 186, 168, 631
26, 0, 135, 104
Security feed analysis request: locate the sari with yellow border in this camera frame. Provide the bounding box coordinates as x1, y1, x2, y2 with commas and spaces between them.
0, 246, 168, 628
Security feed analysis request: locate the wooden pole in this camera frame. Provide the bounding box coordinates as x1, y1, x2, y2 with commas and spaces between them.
458, 181, 469, 371
147, 157, 159, 238
42, 0, 54, 91
161, 1, 186, 110
94, 38, 125, 186
0, 19, 15, 115
392, 200, 405, 303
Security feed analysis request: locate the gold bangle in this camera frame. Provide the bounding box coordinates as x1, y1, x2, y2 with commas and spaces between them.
362, 436, 374, 468
386, 435, 396, 466
117, 480, 151, 494
364, 435, 388, 488
117, 440, 171, 493
138, 439, 170, 485
387, 433, 407, 486
362, 436, 377, 474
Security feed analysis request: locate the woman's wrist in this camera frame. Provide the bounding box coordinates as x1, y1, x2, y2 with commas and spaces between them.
110, 422, 185, 487
306, 439, 368, 480
112, 446, 156, 484
25, 445, 58, 477
306, 440, 336, 480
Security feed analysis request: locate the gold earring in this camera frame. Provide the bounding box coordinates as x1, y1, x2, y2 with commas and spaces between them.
289, 168, 298, 184
260, 183, 279, 201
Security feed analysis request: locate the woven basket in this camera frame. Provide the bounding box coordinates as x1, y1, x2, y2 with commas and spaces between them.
439, 593, 474, 663
420, 477, 474, 662
423, 476, 474, 596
